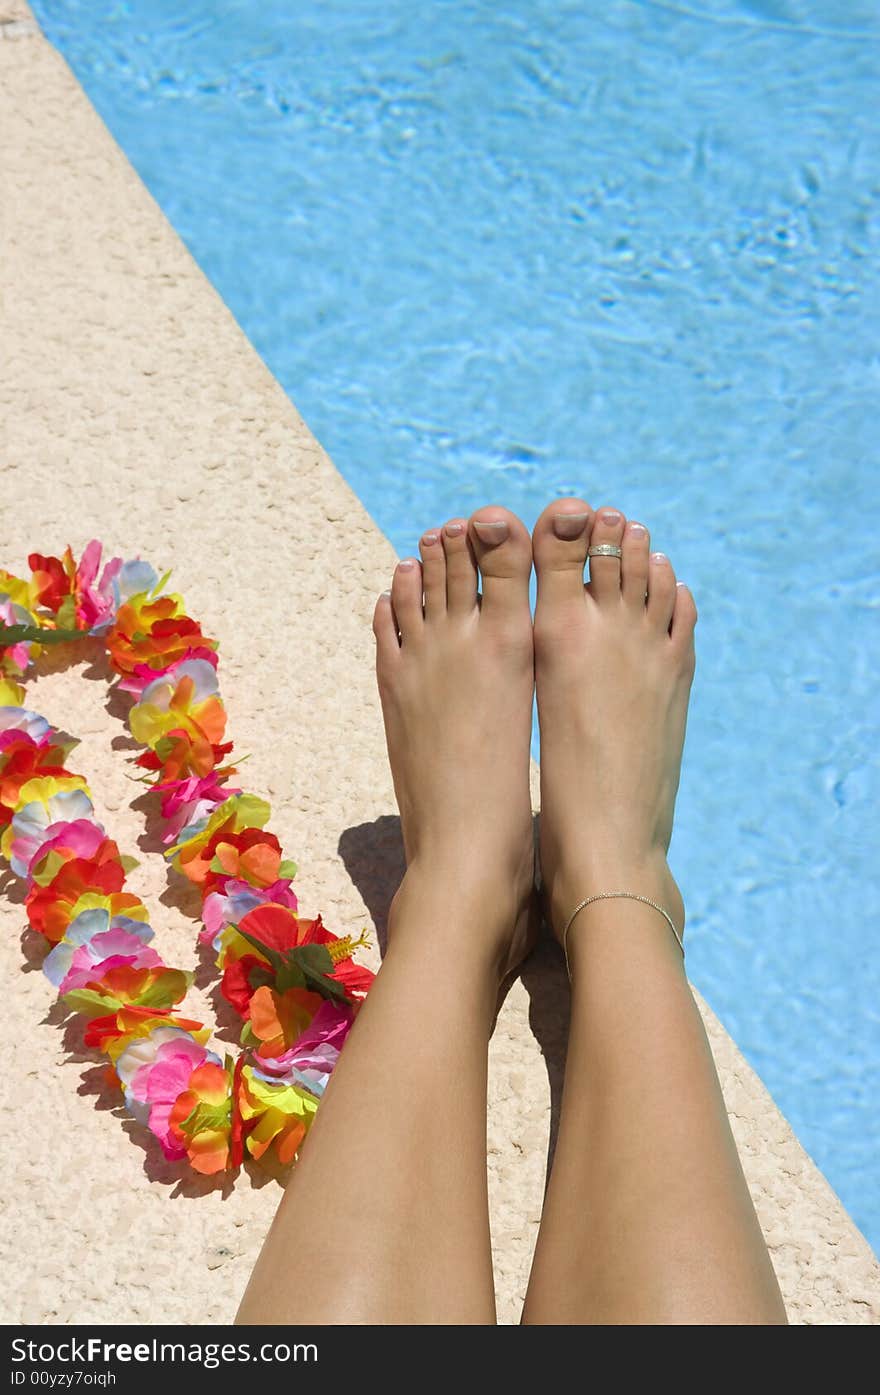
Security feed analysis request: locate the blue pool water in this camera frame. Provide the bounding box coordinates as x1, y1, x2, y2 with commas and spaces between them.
31, 0, 879, 1247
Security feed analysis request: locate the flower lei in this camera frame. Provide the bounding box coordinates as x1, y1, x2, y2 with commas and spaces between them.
0, 542, 375, 1175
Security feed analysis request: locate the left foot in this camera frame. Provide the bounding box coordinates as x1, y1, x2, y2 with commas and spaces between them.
531, 499, 697, 949
372, 507, 539, 980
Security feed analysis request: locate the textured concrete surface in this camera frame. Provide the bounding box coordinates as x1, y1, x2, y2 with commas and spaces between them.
1, 3, 878, 1325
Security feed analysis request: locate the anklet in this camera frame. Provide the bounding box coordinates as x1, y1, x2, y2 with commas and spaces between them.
562, 891, 685, 978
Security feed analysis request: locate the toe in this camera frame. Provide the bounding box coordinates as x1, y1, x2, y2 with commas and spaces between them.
468, 506, 534, 626
621, 520, 650, 609
586, 506, 627, 605
419, 528, 445, 621
390, 557, 424, 642
442, 518, 479, 617
372, 589, 399, 669
670, 580, 698, 657
531, 497, 593, 611
646, 551, 677, 631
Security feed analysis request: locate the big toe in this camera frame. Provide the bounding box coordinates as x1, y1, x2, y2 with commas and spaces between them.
468, 506, 533, 629
532, 497, 593, 612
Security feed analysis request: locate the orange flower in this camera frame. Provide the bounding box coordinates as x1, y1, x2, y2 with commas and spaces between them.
168, 1060, 239, 1175
170, 824, 282, 890
248, 984, 324, 1057
135, 730, 235, 781
107, 594, 216, 676
25, 856, 129, 943
84, 1005, 211, 1055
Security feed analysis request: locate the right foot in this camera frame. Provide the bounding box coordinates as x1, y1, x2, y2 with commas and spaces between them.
532, 499, 697, 949
372, 506, 539, 981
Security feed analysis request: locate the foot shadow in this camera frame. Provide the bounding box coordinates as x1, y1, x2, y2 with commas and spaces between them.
518, 927, 570, 1185
337, 814, 406, 957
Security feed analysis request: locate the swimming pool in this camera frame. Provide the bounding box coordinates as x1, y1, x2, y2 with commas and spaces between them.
30, 0, 879, 1249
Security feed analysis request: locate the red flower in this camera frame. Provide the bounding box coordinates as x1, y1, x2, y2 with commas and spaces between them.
220, 954, 272, 1017
106, 598, 216, 677
236, 904, 375, 1002
0, 736, 73, 827
329, 958, 375, 999
27, 552, 71, 613
237, 904, 332, 954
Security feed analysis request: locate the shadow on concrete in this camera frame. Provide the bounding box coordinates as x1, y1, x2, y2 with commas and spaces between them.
337, 814, 406, 957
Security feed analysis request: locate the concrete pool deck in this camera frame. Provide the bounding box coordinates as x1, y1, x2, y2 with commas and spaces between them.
2, 0, 878, 1324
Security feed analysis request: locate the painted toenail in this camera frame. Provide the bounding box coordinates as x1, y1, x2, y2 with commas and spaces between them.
472, 519, 509, 543
601, 511, 622, 526
552, 512, 589, 540
444, 522, 464, 537
380, 590, 391, 598
398, 558, 416, 571
628, 523, 647, 536
650, 552, 668, 564
421, 531, 440, 546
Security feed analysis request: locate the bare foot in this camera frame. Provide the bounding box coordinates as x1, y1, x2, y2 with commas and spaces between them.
532, 499, 697, 948
373, 506, 539, 979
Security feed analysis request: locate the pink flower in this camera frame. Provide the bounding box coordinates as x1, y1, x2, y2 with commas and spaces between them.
0, 597, 30, 673
199, 876, 298, 950
20, 816, 106, 879
75, 540, 123, 632
154, 773, 242, 845
116, 1028, 220, 1159
56, 928, 163, 994
253, 999, 354, 1081
116, 649, 219, 698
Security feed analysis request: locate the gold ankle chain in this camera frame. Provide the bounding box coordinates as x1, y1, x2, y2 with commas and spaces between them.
562, 891, 685, 979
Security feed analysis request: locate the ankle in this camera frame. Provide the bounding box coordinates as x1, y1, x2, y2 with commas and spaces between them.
547, 850, 683, 942
387, 864, 515, 972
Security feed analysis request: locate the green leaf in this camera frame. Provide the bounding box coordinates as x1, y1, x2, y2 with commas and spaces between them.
247, 961, 275, 988
274, 959, 307, 993
60, 987, 119, 1017
119, 854, 140, 874
289, 944, 349, 1003
277, 859, 298, 880
234, 926, 286, 975
152, 568, 173, 597
178, 1097, 230, 1137
0, 623, 87, 646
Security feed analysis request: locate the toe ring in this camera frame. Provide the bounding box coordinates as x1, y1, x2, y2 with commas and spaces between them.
587, 544, 623, 559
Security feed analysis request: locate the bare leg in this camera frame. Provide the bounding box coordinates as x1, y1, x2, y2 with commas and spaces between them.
236, 507, 537, 1325
522, 500, 786, 1326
